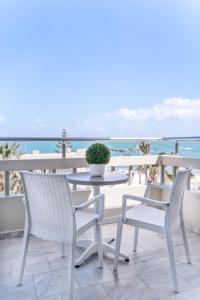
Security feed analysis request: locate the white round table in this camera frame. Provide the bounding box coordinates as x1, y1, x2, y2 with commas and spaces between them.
67, 172, 129, 266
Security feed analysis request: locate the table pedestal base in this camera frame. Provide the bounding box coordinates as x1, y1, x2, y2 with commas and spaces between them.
66, 174, 130, 268
75, 238, 129, 267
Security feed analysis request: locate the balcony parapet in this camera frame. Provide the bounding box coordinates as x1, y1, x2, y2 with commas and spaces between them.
1, 154, 200, 238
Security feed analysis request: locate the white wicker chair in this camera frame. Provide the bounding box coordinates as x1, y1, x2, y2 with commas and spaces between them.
17, 172, 104, 300
114, 168, 191, 293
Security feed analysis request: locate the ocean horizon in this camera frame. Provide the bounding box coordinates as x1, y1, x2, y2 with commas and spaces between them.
6, 140, 200, 158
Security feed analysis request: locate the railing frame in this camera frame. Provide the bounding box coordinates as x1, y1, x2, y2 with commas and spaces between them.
1, 154, 200, 199
0, 135, 199, 160
1, 135, 200, 198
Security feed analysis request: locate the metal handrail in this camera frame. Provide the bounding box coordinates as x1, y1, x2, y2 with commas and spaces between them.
163, 136, 200, 141
0, 137, 161, 142
0, 136, 200, 142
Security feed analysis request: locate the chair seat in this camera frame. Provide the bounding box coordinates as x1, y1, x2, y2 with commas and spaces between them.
76, 211, 98, 237
126, 205, 165, 231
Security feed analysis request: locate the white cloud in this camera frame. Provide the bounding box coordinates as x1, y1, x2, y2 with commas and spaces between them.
35, 118, 42, 124
32, 118, 45, 129
115, 98, 200, 121
78, 98, 200, 136
0, 115, 6, 123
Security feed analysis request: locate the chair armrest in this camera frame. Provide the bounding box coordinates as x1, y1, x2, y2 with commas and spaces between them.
147, 183, 172, 191
121, 194, 169, 221
123, 194, 169, 207
74, 194, 105, 220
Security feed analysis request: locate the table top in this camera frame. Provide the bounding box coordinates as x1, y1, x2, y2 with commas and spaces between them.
67, 172, 129, 186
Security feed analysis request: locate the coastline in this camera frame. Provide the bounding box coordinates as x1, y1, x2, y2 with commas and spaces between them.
14, 140, 200, 158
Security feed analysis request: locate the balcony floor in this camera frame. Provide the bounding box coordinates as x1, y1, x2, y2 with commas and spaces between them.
1, 224, 200, 300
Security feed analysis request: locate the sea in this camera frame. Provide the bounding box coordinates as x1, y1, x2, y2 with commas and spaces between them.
15, 140, 200, 158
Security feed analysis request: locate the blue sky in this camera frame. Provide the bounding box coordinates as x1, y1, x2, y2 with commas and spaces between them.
0, 0, 200, 137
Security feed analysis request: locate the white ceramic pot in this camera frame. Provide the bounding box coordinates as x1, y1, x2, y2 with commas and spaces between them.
89, 164, 105, 177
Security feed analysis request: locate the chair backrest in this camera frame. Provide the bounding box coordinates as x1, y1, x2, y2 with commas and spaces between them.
166, 168, 190, 229
21, 172, 75, 242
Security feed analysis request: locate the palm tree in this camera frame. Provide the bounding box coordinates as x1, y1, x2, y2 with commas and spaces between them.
138, 141, 154, 182
0, 142, 21, 159
0, 143, 23, 193
139, 141, 150, 155
9, 171, 23, 193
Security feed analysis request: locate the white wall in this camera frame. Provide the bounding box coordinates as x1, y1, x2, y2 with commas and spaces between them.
0, 186, 146, 236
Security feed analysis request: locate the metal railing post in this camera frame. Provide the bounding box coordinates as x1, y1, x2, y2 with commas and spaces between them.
160, 164, 165, 184
173, 167, 177, 181
138, 142, 142, 184
72, 168, 77, 190
175, 141, 179, 155
147, 143, 150, 155
4, 171, 10, 196
128, 166, 133, 185
62, 142, 66, 158
146, 143, 151, 183
138, 165, 142, 184
144, 166, 148, 184
173, 141, 179, 181
111, 166, 116, 172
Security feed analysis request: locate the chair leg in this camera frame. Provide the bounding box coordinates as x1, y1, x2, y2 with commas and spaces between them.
165, 230, 179, 293
17, 229, 30, 286
61, 242, 66, 258
113, 221, 123, 271
180, 220, 191, 264
67, 240, 76, 300
96, 222, 103, 268
133, 227, 139, 252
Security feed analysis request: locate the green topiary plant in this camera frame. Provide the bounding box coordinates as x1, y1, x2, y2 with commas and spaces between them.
86, 143, 110, 165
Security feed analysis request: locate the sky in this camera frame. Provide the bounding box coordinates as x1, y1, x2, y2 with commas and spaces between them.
0, 0, 200, 138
